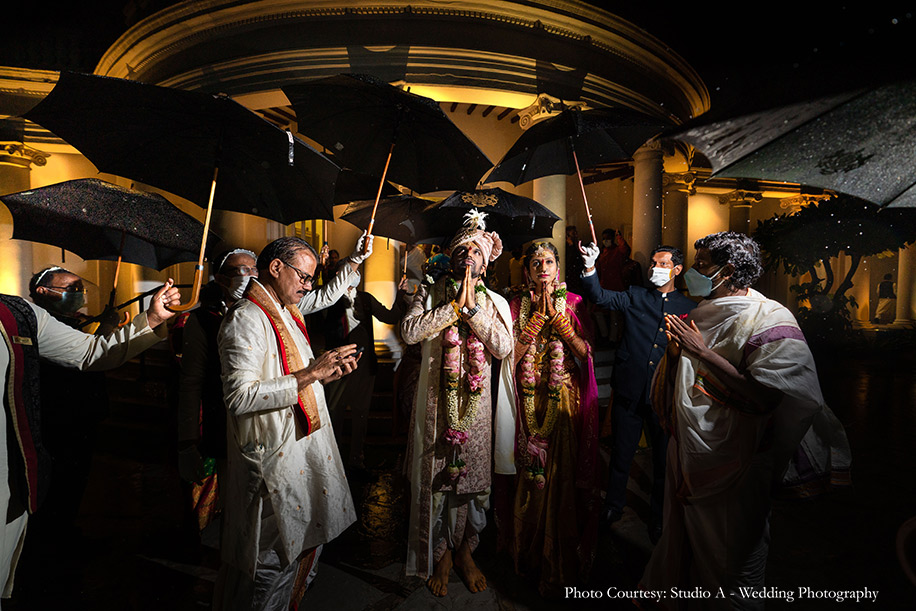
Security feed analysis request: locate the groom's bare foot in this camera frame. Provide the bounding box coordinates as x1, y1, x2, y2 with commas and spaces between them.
453, 541, 487, 593
426, 549, 452, 597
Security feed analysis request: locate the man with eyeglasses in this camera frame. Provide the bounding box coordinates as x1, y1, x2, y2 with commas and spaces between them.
213, 234, 372, 611
1, 266, 179, 601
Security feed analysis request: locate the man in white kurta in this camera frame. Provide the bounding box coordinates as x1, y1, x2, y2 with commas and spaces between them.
215, 236, 365, 611
641, 232, 850, 610
0, 281, 180, 603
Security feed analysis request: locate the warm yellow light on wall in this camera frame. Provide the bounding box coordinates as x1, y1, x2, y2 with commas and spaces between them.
686, 193, 729, 258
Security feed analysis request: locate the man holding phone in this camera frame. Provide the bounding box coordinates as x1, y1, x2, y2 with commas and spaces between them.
213, 234, 372, 611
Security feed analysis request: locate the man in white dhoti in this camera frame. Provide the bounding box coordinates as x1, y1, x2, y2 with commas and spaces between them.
215, 235, 369, 611
0, 279, 180, 603
641, 231, 851, 610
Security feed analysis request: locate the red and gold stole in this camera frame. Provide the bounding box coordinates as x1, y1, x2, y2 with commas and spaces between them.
246, 281, 321, 436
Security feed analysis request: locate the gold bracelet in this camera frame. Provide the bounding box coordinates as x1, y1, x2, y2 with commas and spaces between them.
450, 300, 461, 318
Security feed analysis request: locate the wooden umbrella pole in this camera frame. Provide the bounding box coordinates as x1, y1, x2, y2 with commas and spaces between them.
367, 142, 395, 236
169, 166, 218, 312
402, 244, 408, 281
108, 229, 132, 326
110, 229, 127, 305
572, 146, 597, 245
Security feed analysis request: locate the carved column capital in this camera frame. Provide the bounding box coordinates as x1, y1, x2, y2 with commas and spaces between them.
779, 193, 833, 211
663, 171, 697, 195
634, 138, 663, 156
719, 190, 762, 208
516, 93, 585, 130
0, 142, 51, 170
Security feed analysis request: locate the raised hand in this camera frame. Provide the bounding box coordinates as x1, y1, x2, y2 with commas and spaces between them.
465, 264, 477, 310
148, 279, 180, 328
579, 241, 599, 271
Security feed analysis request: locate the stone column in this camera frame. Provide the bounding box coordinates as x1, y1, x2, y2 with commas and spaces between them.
364, 238, 400, 359
632, 141, 664, 273
0, 142, 50, 294
894, 244, 916, 326
533, 174, 567, 280
661, 185, 688, 254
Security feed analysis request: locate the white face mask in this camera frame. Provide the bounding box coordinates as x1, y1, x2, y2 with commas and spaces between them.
602, 239, 614, 248
648, 267, 673, 287
227, 275, 252, 300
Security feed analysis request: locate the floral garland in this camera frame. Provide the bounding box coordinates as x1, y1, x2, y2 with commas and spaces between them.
442, 278, 488, 480
518, 284, 569, 489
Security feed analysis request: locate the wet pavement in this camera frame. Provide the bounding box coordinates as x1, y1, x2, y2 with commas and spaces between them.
5, 332, 916, 610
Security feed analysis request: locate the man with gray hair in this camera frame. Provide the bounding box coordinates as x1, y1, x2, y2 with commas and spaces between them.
640, 231, 850, 609
214, 233, 372, 611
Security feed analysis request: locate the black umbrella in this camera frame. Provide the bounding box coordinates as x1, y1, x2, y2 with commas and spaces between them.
340, 195, 442, 244
426, 187, 561, 249
0, 179, 210, 271
665, 79, 916, 209
23, 70, 342, 310
340, 188, 559, 250
486, 107, 670, 242
1, 178, 217, 325
282, 73, 493, 233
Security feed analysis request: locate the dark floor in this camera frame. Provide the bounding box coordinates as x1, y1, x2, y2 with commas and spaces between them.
5, 337, 916, 610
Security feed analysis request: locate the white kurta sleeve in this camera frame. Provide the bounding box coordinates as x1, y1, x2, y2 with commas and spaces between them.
297, 265, 359, 315
218, 304, 300, 416
31, 303, 166, 371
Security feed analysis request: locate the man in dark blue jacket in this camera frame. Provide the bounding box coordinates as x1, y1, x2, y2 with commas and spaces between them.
579, 243, 696, 543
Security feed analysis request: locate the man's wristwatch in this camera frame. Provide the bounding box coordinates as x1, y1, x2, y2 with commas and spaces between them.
462, 303, 481, 318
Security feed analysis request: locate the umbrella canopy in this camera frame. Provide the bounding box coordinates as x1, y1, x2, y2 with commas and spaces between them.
666, 79, 916, 208
24, 70, 341, 224
340, 195, 442, 244
340, 188, 559, 249
283, 74, 493, 194
0, 178, 212, 270
486, 107, 670, 186
427, 188, 561, 249
24, 70, 344, 310
334, 169, 400, 204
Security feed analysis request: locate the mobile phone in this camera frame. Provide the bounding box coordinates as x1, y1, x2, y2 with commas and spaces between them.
356, 346, 365, 355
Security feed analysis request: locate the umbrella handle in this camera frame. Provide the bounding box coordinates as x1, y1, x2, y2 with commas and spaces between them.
167, 266, 205, 313
570, 147, 597, 245
169, 166, 218, 312
117, 311, 132, 328
368, 142, 396, 236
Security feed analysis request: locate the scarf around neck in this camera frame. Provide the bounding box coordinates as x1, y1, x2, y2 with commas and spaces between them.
245, 281, 321, 436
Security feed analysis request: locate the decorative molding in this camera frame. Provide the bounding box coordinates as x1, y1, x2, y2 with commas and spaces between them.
663, 171, 697, 195
516, 93, 584, 129
779, 193, 834, 210
0, 142, 51, 169
718, 190, 763, 207
95, 0, 708, 122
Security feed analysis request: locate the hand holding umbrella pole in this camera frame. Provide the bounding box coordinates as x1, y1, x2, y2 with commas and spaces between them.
167, 167, 218, 312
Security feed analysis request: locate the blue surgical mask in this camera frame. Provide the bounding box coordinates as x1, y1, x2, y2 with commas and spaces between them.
683, 266, 724, 297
